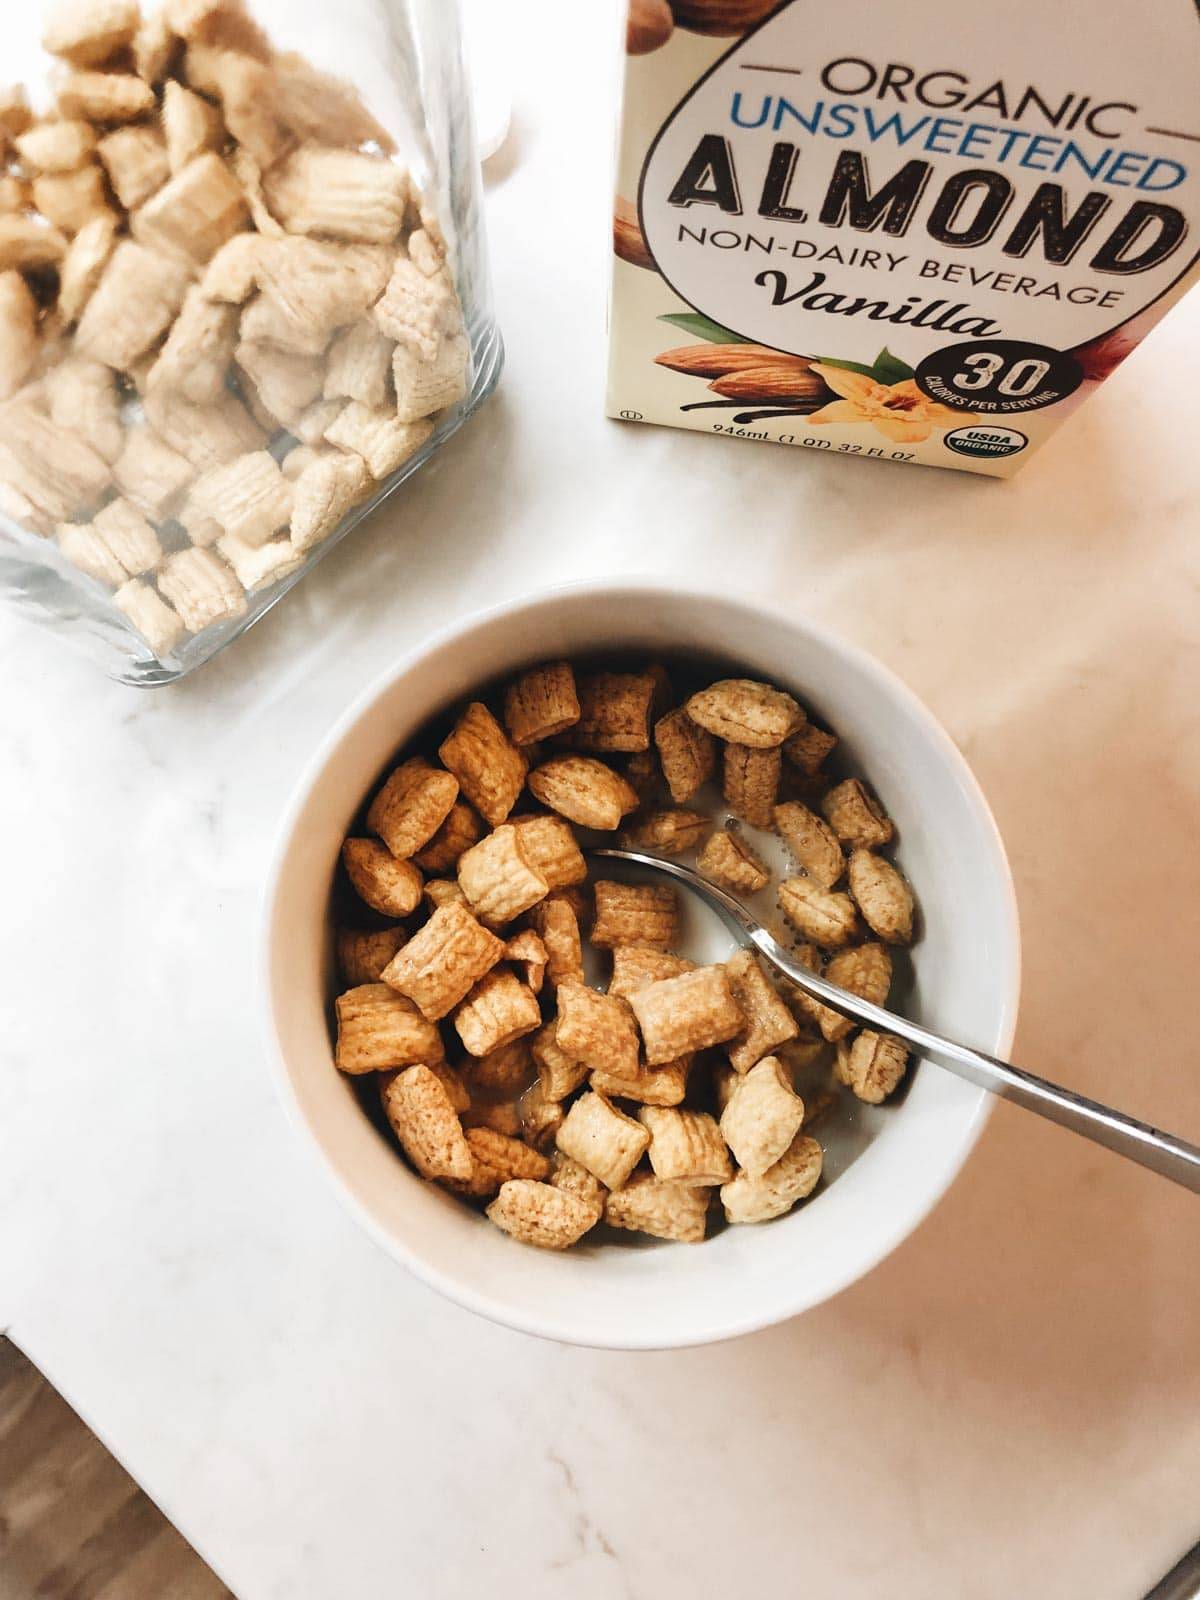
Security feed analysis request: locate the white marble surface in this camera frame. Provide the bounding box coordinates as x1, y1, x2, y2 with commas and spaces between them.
3, 4, 1200, 1596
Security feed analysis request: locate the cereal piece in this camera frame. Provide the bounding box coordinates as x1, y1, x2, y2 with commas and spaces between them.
58, 71, 156, 123
0, 176, 30, 212
288, 448, 371, 553
622, 748, 662, 805
156, 546, 245, 630
44, 358, 122, 464
229, 147, 284, 238
686, 678, 804, 748
423, 878, 465, 912
334, 986, 443, 1075
167, 0, 270, 54
504, 929, 547, 993
773, 800, 844, 890
507, 815, 585, 893
622, 808, 709, 855
237, 340, 323, 429
367, 756, 459, 861
0, 399, 111, 522
98, 125, 169, 209
57, 521, 127, 586
32, 166, 111, 234
133, 152, 248, 266
453, 1128, 549, 1198
504, 661, 580, 746
15, 120, 97, 172
342, 838, 422, 917
555, 980, 640, 1078
457, 824, 548, 926
143, 386, 266, 471
43, 0, 139, 66
412, 802, 482, 875
724, 949, 799, 1072
777, 877, 859, 949
486, 1179, 598, 1250
263, 147, 408, 244
783, 721, 837, 775
271, 51, 396, 153
133, 8, 176, 83
75, 241, 193, 369
607, 945, 695, 1000
822, 778, 895, 849
113, 578, 185, 657
161, 80, 224, 172
525, 897, 584, 992
723, 743, 780, 828
323, 402, 431, 480
556, 1090, 649, 1190
518, 1078, 565, 1149
336, 925, 407, 986
0, 216, 68, 270
697, 827, 769, 894
252, 238, 393, 347
148, 287, 239, 403
629, 965, 743, 1065
847, 849, 914, 945
591, 1055, 690, 1108
463, 1100, 523, 1138
438, 702, 528, 828
391, 334, 469, 423
0, 272, 38, 404
373, 255, 461, 361
380, 900, 502, 1021
466, 1037, 532, 1097
112, 426, 192, 518
590, 881, 678, 950
530, 1021, 589, 1102
548, 1152, 606, 1217
188, 451, 292, 546
572, 671, 655, 752
605, 1173, 709, 1242
382, 1063, 470, 1181
185, 45, 288, 168
453, 968, 541, 1057
720, 1132, 823, 1224
239, 290, 330, 357
639, 1106, 731, 1186
57, 213, 117, 323
199, 232, 261, 302
323, 320, 394, 410
280, 444, 321, 483
92, 498, 161, 576
0, 87, 31, 144
719, 1055, 805, 1177
806, 942, 892, 1043
220, 521, 298, 593
527, 756, 638, 831
834, 1031, 909, 1105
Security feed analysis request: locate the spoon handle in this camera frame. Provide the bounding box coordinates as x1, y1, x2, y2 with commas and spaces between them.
589, 848, 1200, 1195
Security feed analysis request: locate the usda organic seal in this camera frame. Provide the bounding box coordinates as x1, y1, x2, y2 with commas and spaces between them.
944, 426, 1028, 461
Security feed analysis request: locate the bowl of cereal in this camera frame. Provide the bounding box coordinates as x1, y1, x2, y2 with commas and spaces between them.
263, 579, 1020, 1348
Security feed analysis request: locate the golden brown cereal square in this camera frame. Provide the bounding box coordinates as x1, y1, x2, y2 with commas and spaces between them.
334, 984, 444, 1075
719, 1055, 805, 1176
720, 1132, 822, 1223
504, 929, 548, 993
783, 721, 837, 776
590, 880, 678, 950
571, 671, 656, 752
807, 942, 892, 1042
723, 742, 781, 828
773, 800, 844, 890
438, 702, 528, 827
847, 849, 914, 944
456, 823, 549, 926
485, 1179, 599, 1250
530, 1021, 589, 1102
698, 828, 769, 894
450, 1128, 549, 1198
342, 837, 423, 917
527, 756, 638, 831
509, 813, 587, 889
821, 778, 895, 848
504, 660, 580, 746
605, 1173, 709, 1242
465, 1037, 533, 1098
337, 925, 407, 987
777, 877, 858, 949
686, 678, 803, 748
629, 966, 744, 1065
380, 899, 504, 1021
412, 801, 482, 874
367, 756, 459, 861
622, 808, 710, 855
381, 1063, 470, 1181
639, 1106, 732, 1186
555, 1090, 649, 1191
835, 1031, 909, 1104
526, 897, 585, 990
453, 968, 541, 1057
554, 980, 640, 1079
590, 1055, 691, 1108
724, 949, 800, 1072
607, 945, 696, 1000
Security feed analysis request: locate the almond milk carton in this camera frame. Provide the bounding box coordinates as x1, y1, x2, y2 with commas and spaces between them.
608, 0, 1200, 475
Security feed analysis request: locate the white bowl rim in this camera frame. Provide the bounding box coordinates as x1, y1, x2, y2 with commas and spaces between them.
260, 576, 1022, 1348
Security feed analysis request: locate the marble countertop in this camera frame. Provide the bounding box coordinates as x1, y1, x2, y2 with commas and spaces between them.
3, 6, 1200, 1596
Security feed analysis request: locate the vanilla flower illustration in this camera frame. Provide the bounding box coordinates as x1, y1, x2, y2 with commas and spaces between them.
807, 364, 978, 444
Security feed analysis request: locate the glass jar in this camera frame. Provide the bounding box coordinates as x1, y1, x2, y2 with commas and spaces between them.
0, 0, 502, 683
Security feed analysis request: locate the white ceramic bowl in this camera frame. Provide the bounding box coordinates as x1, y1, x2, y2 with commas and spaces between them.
262, 581, 1020, 1348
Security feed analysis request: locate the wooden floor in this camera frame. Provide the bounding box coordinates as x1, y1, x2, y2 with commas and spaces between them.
0, 1339, 234, 1600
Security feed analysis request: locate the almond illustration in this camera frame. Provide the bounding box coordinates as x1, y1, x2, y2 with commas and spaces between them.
613, 197, 656, 271
670, 0, 778, 36
656, 343, 811, 378
709, 364, 831, 404
627, 0, 675, 54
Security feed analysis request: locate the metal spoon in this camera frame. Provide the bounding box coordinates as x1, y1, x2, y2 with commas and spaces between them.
590, 847, 1200, 1195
